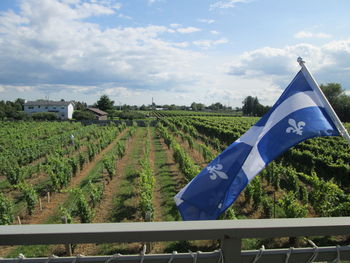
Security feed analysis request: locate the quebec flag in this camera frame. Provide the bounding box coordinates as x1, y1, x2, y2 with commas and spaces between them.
174, 67, 342, 220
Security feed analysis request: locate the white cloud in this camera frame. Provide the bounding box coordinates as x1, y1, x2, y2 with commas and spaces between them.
198, 18, 215, 24
75, 2, 116, 18
170, 23, 181, 28
210, 0, 250, 10
210, 30, 220, 35
295, 31, 331, 39
118, 13, 132, 20
67, 85, 97, 93
171, 42, 189, 48
177, 26, 201, 34
228, 44, 324, 77
2, 0, 349, 107
0, 0, 202, 94
15, 86, 34, 92
0, 85, 34, 93
227, 40, 350, 98
148, 0, 163, 5
18, 0, 117, 23
193, 38, 228, 49
103, 86, 136, 97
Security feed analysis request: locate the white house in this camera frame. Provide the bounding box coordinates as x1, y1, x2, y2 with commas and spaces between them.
24, 101, 74, 120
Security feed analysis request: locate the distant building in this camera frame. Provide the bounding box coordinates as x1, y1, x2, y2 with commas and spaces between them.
24, 100, 74, 119
86, 107, 108, 120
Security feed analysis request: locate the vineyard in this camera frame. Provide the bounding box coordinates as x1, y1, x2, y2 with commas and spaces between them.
0, 117, 350, 256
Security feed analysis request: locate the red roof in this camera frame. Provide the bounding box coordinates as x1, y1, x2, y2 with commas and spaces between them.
87, 108, 108, 116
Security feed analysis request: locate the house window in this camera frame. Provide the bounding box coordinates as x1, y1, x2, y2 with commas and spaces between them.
38, 106, 41, 108
53, 107, 56, 109
61, 107, 64, 109
28, 106, 34, 109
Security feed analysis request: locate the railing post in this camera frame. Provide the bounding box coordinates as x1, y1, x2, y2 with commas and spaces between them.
145, 211, 152, 253
221, 235, 241, 263
61, 216, 72, 256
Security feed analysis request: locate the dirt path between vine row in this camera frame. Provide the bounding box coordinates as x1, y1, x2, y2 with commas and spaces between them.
73, 128, 143, 256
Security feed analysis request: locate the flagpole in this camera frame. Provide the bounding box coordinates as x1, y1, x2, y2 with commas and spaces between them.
297, 57, 350, 144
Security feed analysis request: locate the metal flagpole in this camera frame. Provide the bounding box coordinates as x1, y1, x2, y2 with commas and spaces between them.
297, 57, 350, 145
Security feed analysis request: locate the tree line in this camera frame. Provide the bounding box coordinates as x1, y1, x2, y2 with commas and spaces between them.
241, 83, 350, 120
1, 83, 349, 121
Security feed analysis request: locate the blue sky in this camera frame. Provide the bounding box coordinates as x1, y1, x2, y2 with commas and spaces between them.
0, 0, 349, 107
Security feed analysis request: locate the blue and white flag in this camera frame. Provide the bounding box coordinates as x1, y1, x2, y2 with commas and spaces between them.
174, 66, 343, 221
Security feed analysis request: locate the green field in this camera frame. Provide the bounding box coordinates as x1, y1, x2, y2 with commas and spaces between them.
1, 118, 350, 256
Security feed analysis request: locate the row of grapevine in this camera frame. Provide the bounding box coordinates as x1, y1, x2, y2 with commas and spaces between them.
151, 110, 240, 117
0, 124, 127, 224
162, 118, 217, 163
138, 129, 155, 220
283, 140, 350, 187
156, 122, 200, 181
162, 116, 350, 222
169, 116, 350, 189
0, 121, 92, 166
0, 123, 122, 188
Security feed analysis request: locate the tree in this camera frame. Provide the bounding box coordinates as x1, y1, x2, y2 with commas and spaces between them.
74, 101, 87, 110
190, 102, 205, 111
95, 95, 114, 111
242, 96, 254, 115
190, 102, 198, 111
242, 96, 269, 116
208, 102, 224, 111
0, 109, 5, 120
320, 83, 343, 105
14, 98, 25, 111
320, 83, 350, 122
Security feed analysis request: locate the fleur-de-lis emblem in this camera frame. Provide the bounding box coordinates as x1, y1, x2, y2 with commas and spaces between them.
286, 118, 306, 135
207, 164, 228, 180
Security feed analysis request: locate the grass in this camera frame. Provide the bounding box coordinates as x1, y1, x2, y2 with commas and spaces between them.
109, 128, 145, 223
151, 128, 181, 221
99, 127, 146, 255
6, 245, 52, 258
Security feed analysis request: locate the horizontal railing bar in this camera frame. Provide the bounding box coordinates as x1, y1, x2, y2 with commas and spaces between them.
1, 217, 350, 245
1, 246, 350, 263
241, 246, 350, 263
0, 251, 221, 263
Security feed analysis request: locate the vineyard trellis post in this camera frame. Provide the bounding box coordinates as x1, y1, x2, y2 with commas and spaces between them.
273, 191, 276, 219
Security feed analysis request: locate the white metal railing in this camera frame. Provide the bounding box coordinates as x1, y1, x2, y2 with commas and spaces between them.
1, 217, 350, 263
